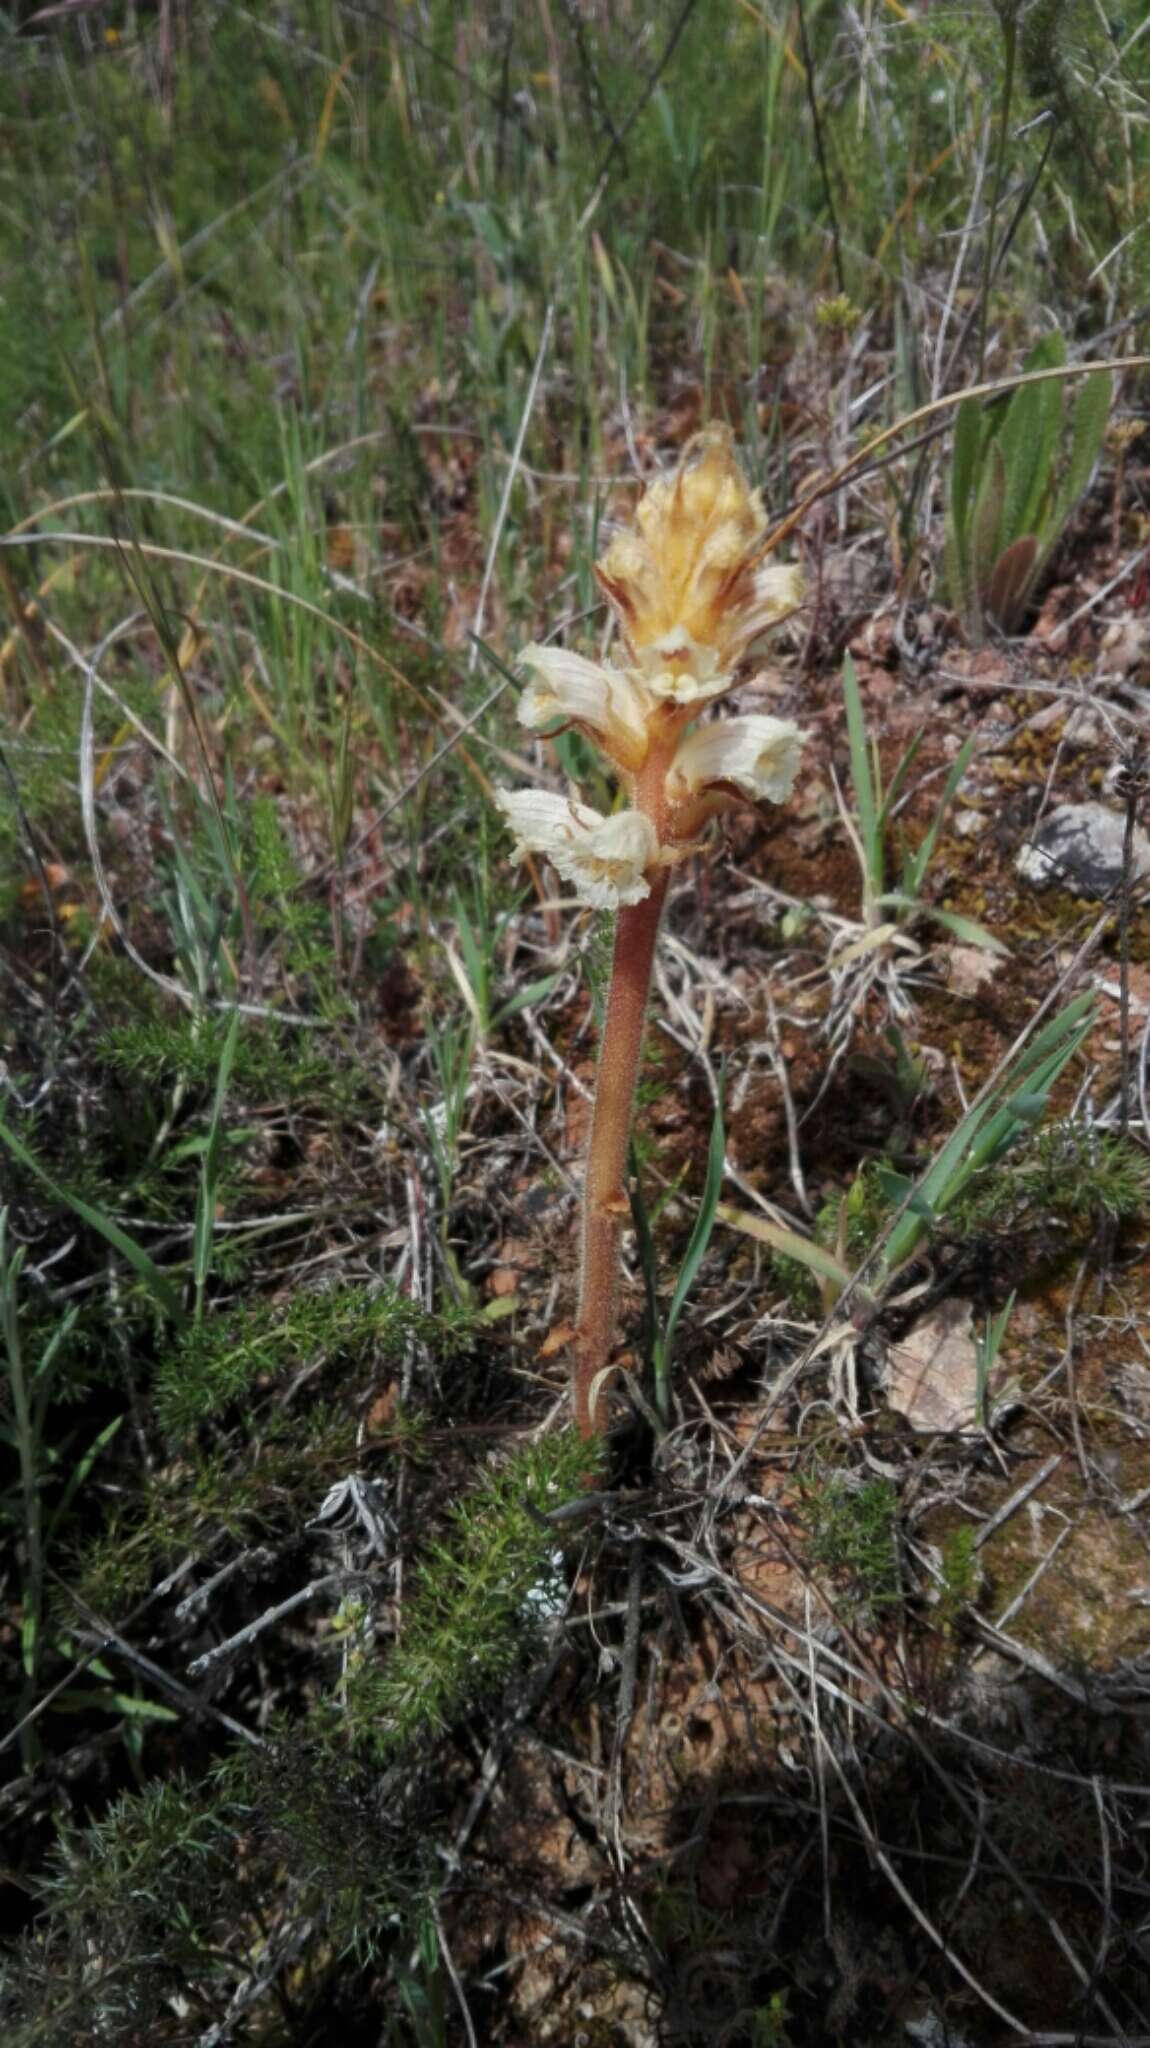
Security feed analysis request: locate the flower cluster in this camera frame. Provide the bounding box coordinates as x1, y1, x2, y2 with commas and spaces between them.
492, 422, 806, 1437
496, 424, 805, 908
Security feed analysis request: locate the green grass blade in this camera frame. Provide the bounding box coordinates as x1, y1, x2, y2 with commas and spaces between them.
717, 1205, 853, 1293
841, 654, 880, 895
193, 1007, 241, 1312
491, 971, 562, 1030
900, 734, 975, 896
0, 1118, 183, 1321
662, 1094, 726, 1361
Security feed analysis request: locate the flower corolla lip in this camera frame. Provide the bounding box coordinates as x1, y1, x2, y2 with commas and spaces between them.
733, 562, 804, 661
495, 787, 658, 909
518, 644, 649, 768
668, 715, 806, 806
630, 630, 733, 711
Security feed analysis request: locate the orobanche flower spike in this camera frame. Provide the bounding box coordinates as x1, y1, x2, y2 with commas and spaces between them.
497, 424, 806, 1436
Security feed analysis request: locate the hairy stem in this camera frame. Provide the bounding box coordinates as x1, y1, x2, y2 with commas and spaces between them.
573, 876, 669, 1434
573, 737, 676, 1436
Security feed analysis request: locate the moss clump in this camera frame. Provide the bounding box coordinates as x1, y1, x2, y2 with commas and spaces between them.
804, 1473, 902, 1621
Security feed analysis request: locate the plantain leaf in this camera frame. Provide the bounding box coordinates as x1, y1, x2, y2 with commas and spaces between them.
1039, 368, 1111, 575
950, 395, 982, 548
998, 379, 1045, 548
1012, 333, 1066, 541
985, 533, 1038, 633
971, 438, 1006, 606
944, 516, 978, 642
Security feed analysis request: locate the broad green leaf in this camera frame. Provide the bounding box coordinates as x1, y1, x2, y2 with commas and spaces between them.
950, 395, 982, 549
971, 439, 1006, 610
1000, 332, 1065, 544
1014, 334, 1065, 539
944, 516, 977, 639
998, 379, 1045, 546
1041, 368, 1111, 573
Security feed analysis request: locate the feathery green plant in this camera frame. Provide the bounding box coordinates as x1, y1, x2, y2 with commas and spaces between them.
944, 333, 1111, 643
806, 1473, 902, 1620
341, 1431, 592, 1754
154, 1280, 457, 1440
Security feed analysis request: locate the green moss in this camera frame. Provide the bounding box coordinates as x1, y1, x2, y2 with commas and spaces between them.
805, 1473, 902, 1621
936, 1524, 980, 1634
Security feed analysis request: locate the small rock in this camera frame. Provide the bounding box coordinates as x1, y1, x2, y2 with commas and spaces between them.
1027, 699, 1106, 748
944, 944, 1000, 997
1099, 613, 1149, 676
952, 806, 987, 838
1016, 801, 1150, 899
905, 2014, 975, 2048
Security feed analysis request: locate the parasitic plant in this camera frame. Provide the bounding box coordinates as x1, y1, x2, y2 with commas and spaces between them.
496, 426, 805, 1435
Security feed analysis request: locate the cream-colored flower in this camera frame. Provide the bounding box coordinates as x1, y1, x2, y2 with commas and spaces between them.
736, 561, 804, 659
634, 632, 733, 709
595, 424, 802, 673
517, 644, 649, 770
495, 788, 658, 909
668, 715, 805, 806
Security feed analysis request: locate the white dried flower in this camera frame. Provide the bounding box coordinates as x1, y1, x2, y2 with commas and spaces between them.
668, 714, 805, 806
495, 788, 658, 909
517, 644, 649, 769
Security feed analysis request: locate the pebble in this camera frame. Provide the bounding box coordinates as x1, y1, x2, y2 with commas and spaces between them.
1015, 800, 1150, 899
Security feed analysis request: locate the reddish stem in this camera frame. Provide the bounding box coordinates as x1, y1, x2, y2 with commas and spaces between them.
572, 736, 676, 1436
